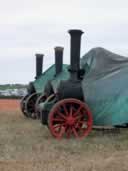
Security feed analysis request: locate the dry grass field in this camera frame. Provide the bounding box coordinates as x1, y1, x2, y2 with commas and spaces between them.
0, 100, 128, 171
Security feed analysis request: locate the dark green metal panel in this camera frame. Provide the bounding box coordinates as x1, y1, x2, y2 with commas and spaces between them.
51, 66, 70, 93
33, 64, 69, 93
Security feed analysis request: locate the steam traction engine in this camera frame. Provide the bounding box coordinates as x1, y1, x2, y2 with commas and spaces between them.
39, 30, 93, 139
22, 28, 128, 139
20, 53, 44, 118
20, 48, 69, 119
39, 29, 128, 139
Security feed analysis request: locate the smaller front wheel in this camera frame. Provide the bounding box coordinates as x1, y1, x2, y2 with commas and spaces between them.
20, 94, 29, 117
48, 98, 93, 139
25, 93, 40, 119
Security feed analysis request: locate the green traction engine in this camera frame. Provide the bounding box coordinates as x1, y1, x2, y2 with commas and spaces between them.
20, 47, 69, 119
21, 29, 128, 140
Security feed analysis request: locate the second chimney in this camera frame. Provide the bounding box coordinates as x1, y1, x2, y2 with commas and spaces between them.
68, 29, 83, 80
54, 47, 64, 76
35, 54, 44, 79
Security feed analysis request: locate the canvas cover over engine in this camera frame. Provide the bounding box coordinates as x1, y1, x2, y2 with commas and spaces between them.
81, 47, 128, 126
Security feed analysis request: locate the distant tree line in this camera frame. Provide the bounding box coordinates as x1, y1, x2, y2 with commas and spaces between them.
0, 84, 27, 90
0, 95, 22, 99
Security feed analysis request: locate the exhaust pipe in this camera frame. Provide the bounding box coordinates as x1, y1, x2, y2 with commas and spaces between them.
68, 29, 83, 80
57, 29, 84, 100
54, 47, 64, 76
35, 54, 44, 79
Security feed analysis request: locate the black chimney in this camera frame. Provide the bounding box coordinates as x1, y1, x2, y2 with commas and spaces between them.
54, 47, 64, 76
68, 29, 83, 80
35, 54, 44, 79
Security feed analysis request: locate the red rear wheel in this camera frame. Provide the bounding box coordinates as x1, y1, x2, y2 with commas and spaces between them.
48, 98, 93, 139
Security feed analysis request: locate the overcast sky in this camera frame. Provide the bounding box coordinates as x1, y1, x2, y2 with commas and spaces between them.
0, 0, 128, 84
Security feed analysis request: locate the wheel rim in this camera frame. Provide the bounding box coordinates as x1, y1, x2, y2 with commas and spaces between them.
48, 98, 93, 139
20, 94, 29, 117
25, 93, 40, 119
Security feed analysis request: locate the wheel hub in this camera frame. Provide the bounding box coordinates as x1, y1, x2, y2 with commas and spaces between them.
66, 116, 75, 126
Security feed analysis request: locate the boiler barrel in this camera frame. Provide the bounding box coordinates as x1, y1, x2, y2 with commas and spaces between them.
57, 29, 84, 100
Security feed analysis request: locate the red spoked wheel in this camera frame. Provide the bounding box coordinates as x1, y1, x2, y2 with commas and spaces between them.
48, 98, 93, 139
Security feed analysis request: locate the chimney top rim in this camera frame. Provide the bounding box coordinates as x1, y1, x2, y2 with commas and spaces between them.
54, 46, 64, 51
68, 29, 84, 35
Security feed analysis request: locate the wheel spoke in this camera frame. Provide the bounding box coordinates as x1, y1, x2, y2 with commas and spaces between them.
61, 104, 69, 116
74, 114, 83, 120
66, 126, 72, 138
53, 124, 65, 130
57, 110, 66, 120
59, 127, 66, 138
76, 124, 82, 129
53, 124, 66, 138
52, 118, 65, 122
72, 127, 78, 138
29, 103, 33, 106
69, 105, 73, 117
79, 120, 87, 124
73, 105, 83, 117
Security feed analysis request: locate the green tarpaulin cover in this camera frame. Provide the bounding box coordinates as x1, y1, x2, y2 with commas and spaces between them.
81, 47, 128, 126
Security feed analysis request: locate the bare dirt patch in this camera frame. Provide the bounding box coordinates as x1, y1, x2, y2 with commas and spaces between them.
0, 99, 20, 112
